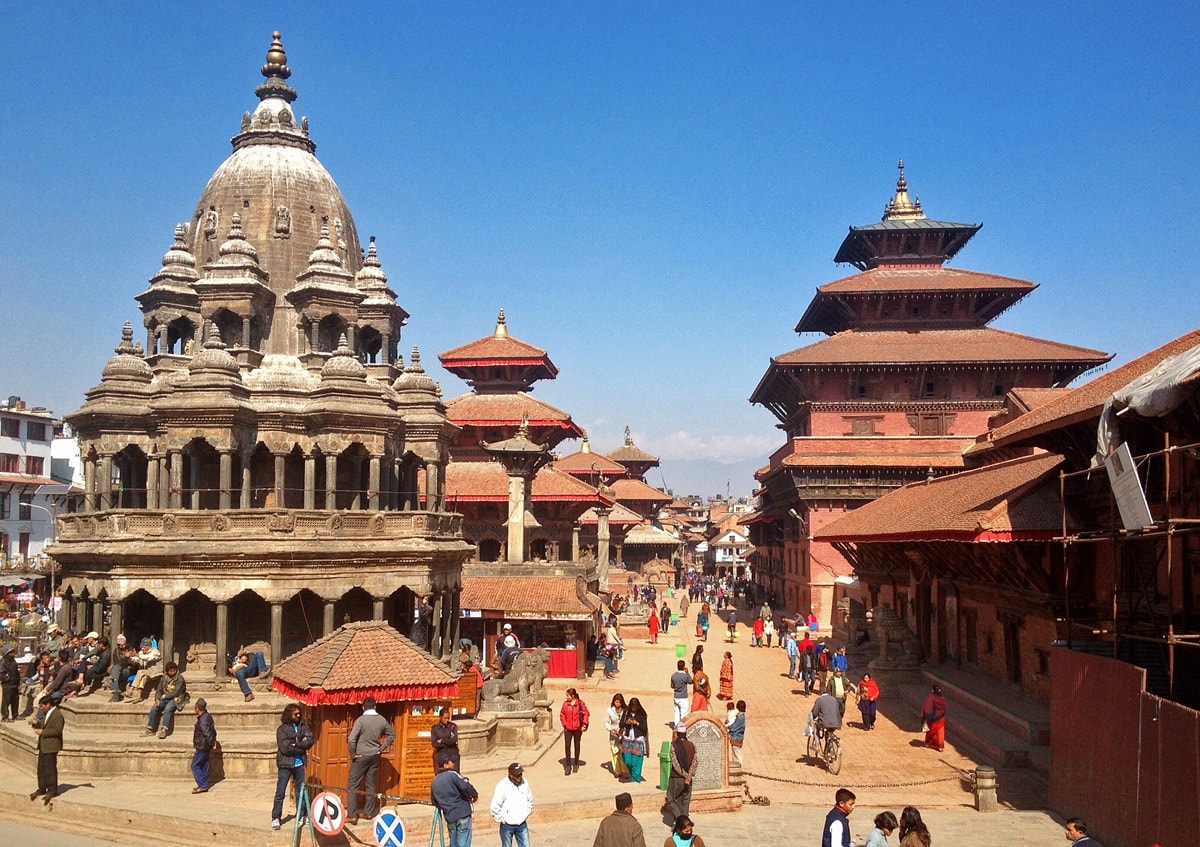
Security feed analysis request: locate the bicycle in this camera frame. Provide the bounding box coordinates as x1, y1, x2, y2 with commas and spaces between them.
807, 722, 843, 775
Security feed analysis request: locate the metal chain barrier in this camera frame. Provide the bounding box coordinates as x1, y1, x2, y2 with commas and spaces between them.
742, 770, 966, 789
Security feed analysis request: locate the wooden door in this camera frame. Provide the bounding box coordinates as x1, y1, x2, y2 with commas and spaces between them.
309, 704, 354, 795
393, 700, 449, 800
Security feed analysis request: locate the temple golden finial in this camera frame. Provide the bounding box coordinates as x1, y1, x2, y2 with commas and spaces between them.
262, 31, 291, 80
495, 308, 508, 338
882, 159, 925, 221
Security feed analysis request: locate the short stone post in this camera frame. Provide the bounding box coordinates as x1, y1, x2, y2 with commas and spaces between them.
974, 765, 998, 812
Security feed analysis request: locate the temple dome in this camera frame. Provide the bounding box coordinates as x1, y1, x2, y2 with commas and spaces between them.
186, 32, 362, 299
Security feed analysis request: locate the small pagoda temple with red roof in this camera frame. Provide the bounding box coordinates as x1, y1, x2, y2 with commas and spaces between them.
748, 162, 1111, 627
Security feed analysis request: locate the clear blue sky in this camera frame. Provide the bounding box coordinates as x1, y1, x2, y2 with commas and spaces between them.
2, 4, 1198, 497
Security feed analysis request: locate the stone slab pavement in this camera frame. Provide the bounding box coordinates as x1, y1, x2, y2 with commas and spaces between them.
0, 594, 1066, 845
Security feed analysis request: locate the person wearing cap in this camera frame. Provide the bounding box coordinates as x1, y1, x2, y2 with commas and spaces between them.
108, 635, 135, 702
431, 751, 478, 847
666, 722, 698, 823
498, 624, 522, 675
44, 625, 65, 657
191, 697, 218, 794
126, 638, 162, 703
0, 645, 19, 721
29, 691, 65, 804
591, 792, 645, 847
489, 762, 533, 847
143, 661, 189, 738
80, 637, 112, 696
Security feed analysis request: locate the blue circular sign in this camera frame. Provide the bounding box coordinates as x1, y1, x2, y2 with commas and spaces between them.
374, 809, 406, 847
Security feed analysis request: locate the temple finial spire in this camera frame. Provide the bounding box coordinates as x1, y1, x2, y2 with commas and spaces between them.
255, 30, 298, 103
495, 308, 508, 338
882, 158, 925, 221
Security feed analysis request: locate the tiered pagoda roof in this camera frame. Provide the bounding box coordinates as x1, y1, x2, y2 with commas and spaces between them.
439, 310, 559, 392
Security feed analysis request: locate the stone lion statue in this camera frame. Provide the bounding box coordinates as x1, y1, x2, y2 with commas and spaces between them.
481, 647, 550, 710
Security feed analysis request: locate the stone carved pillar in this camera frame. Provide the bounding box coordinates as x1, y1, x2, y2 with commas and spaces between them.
84, 457, 97, 512
430, 591, 445, 658
146, 455, 160, 510
310, 320, 320, 353
325, 454, 338, 510
241, 316, 252, 349
240, 459, 252, 509
91, 599, 104, 636
215, 601, 228, 680
424, 461, 438, 511
99, 454, 114, 511
372, 598, 384, 621
351, 456, 363, 510
273, 454, 286, 508
74, 597, 88, 634
447, 590, 461, 660
381, 332, 391, 364
158, 325, 168, 355
505, 474, 527, 564
368, 456, 381, 511
109, 599, 123, 643
303, 454, 316, 510
270, 602, 283, 668
188, 452, 201, 510
219, 450, 233, 510
323, 600, 335, 636
572, 524, 581, 562
162, 600, 176, 668
169, 451, 183, 510
596, 506, 612, 589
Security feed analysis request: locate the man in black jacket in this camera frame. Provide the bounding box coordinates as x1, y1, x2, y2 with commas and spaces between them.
191, 698, 218, 794
271, 702, 314, 830
0, 646, 19, 721
80, 637, 112, 696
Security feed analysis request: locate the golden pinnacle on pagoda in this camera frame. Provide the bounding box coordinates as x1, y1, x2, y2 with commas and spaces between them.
882, 159, 925, 221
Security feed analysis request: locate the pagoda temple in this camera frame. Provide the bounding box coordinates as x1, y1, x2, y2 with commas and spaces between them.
49, 33, 472, 674
748, 162, 1111, 626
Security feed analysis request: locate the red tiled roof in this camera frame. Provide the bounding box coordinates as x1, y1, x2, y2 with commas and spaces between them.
815, 452, 1065, 542
606, 442, 659, 464
611, 477, 672, 503
577, 502, 645, 526
987, 328, 1200, 448
0, 475, 59, 488
624, 523, 681, 546
444, 462, 602, 502
439, 334, 555, 370
815, 266, 1036, 294
772, 328, 1111, 366
1008, 387, 1071, 412
446, 393, 582, 433
459, 576, 595, 617
552, 450, 629, 477
270, 621, 460, 705
767, 436, 972, 472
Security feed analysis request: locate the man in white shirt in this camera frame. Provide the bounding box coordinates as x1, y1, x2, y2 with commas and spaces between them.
490, 761, 533, 847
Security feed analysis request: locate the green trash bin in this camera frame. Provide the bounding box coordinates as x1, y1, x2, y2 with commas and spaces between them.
658, 740, 672, 790
671, 613, 679, 628
675, 642, 686, 658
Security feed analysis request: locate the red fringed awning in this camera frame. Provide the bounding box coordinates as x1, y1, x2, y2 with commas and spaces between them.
271, 678, 461, 706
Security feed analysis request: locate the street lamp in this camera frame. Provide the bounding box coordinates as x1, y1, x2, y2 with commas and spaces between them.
26, 498, 58, 611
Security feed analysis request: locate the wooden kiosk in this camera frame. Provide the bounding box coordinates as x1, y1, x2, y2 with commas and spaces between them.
271, 621, 474, 802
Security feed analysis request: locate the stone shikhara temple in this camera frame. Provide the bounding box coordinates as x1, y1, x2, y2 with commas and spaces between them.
51, 33, 473, 674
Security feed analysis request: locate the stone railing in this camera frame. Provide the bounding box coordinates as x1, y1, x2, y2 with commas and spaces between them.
56, 509, 463, 541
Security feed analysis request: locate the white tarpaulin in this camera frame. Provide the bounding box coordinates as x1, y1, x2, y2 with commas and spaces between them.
1095, 340, 1200, 465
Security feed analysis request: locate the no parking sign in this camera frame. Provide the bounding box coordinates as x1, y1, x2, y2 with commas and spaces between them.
374, 809, 406, 847
309, 790, 345, 836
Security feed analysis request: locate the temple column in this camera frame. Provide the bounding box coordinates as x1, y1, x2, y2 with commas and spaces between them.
572, 524, 581, 562
596, 506, 612, 588
91, 599, 104, 635
146, 326, 155, 356
424, 461, 438, 511
303, 454, 316, 510
84, 457, 97, 512
108, 599, 123, 642
158, 325, 168, 355
215, 602, 228, 680
240, 459, 252, 509
310, 320, 320, 353
270, 602, 283, 667
325, 454, 338, 510
169, 451, 183, 510
368, 456, 381, 511
99, 454, 114, 511
216, 450, 231, 510
505, 474, 527, 564
615, 541, 624, 565
430, 591, 445, 658
74, 597, 88, 634
273, 454, 285, 509
162, 600, 175, 668
146, 456, 159, 510
323, 600, 335, 636
350, 456, 363, 510
372, 598, 384, 621
381, 332, 391, 364
241, 316, 252, 349
448, 590, 461, 659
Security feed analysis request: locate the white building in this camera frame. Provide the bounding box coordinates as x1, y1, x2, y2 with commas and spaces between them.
0, 397, 77, 567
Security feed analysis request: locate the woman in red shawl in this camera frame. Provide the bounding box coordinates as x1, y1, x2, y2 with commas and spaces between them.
648, 607, 660, 643
856, 672, 880, 730
691, 668, 711, 712
717, 651, 734, 701
752, 616, 765, 647
920, 684, 947, 751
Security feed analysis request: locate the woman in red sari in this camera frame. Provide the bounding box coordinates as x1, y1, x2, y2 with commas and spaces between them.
920, 684, 947, 751
648, 608, 660, 644
717, 651, 734, 701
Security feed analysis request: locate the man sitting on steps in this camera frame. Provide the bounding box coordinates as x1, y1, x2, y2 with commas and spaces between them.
230, 651, 270, 702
